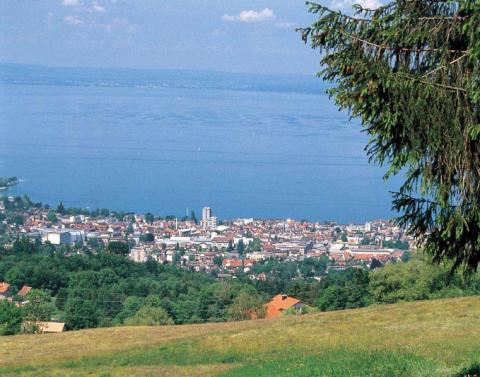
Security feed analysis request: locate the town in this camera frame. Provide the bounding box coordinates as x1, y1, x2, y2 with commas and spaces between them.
0, 194, 412, 281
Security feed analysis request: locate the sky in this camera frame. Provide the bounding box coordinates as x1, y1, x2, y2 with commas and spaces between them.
0, 0, 381, 75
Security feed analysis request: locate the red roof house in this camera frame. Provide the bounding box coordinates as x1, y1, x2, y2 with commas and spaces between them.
17, 285, 33, 297
0, 282, 12, 299
264, 294, 304, 319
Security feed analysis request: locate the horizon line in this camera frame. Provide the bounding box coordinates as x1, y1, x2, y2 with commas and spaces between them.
0, 61, 320, 79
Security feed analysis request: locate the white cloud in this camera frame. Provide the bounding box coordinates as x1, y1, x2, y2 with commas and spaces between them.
64, 15, 84, 25
62, 0, 80, 6
330, 0, 383, 11
92, 2, 106, 13
222, 8, 276, 23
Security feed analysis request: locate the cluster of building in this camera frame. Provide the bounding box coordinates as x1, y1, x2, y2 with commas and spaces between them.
2, 200, 414, 279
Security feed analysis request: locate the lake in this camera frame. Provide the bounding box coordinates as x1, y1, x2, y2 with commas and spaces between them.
0, 64, 400, 222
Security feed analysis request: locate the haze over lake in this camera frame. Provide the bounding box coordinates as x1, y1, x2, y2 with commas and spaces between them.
0, 64, 400, 222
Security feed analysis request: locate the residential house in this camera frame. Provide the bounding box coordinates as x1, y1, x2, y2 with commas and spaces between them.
265, 294, 304, 319
17, 285, 32, 298
0, 282, 12, 300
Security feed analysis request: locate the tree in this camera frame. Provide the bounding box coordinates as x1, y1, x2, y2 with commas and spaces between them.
64, 296, 100, 330
213, 255, 223, 267
237, 239, 245, 256
47, 211, 58, 223
12, 238, 36, 254
57, 201, 66, 215
124, 306, 174, 326
107, 241, 129, 256
370, 258, 383, 270
7, 214, 24, 226
141, 233, 155, 242
190, 210, 198, 224
315, 268, 371, 311
22, 289, 56, 322
249, 238, 262, 252
0, 300, 23, 335
144, 213, 155, 224
227, 291, 265, 321
300, 1, 480, 271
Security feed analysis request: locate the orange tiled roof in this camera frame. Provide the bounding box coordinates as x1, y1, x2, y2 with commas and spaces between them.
18, 285, 32, 297
0, 282, 11, 294
265, 294, 301, 319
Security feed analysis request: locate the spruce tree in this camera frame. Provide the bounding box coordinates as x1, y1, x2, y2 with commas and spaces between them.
300, 0, 480, 271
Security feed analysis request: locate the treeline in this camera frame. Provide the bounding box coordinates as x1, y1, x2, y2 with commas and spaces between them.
0, 195, 184, 225
1, 238, 480, 335
0, 177, 18, 188
0, 239, 267, 334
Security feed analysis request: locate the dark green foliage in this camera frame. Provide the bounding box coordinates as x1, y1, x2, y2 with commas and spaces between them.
56, 201, 66, 215
370, 258, 383, 270
106, 241, 129, 256
453, 363, 480, 377
22, 289, 56, 322
1, 235, 480, 333
7, 214, 24, 226
144, 212, 155, 224
190, 210, 198, 224
247, 238, 262, 252
124, 306, 174, 326
140, 233, 155, 242
213, 255, 223, 266
0, 300, 23, 335
369, 254, 480, 303
383, 240, 410, 250
236, 239, 245, 256
47, 211, 57, 223
315, 268, 371, 311
11, 238, 38, 255
300, 1, 480, 271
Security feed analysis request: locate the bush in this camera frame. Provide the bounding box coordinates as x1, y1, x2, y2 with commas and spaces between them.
0, 300, 23, 335
124, 306, 174, 326
453, 363, 480, 377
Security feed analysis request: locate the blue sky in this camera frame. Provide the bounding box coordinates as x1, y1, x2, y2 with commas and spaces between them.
0, 0, 377, 75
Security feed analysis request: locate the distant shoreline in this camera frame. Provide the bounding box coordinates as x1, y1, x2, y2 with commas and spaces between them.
0, 176, 18, 190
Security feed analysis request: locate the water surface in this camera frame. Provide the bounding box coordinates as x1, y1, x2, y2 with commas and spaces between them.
0, 64, 400, 222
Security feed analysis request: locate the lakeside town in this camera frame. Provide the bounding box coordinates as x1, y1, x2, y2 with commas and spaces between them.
0, 193, 413, 280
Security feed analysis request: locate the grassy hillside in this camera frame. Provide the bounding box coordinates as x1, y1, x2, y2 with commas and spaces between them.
1, 297, 479, 377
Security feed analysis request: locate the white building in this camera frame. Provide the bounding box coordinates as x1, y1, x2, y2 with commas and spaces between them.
41, 228, 84, 245
200, 207, 217, 229
42, 230, 72, 245
202, 207, 212, 221
365, 222, 372, 232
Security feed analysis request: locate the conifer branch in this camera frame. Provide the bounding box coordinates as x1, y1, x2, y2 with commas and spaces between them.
421, 52, 469, 78
336, 28, 469, 54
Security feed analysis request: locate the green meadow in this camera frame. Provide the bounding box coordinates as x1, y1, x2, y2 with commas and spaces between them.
1, 296, 479, 377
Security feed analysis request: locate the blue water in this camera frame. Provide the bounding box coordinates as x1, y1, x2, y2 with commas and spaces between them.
0, 64, 401, 222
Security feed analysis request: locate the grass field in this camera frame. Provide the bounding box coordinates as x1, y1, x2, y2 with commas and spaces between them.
1, 296, 479, 376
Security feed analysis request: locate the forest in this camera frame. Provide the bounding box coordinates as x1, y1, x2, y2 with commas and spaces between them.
1, 237, 480, 335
